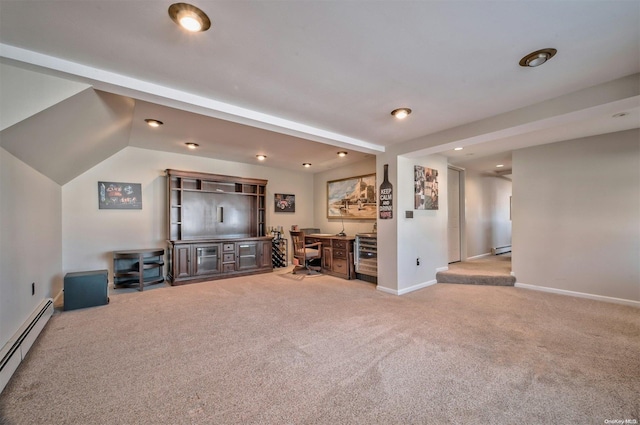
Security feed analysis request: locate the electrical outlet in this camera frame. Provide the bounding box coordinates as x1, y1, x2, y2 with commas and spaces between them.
31, 282, 35, 296
416, 258, 420, 266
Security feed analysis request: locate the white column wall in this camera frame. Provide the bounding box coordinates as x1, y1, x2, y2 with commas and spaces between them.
376, 153, 399, 293
395, 154, 449, 294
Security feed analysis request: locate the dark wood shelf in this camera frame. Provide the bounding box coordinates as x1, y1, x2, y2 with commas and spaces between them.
113, 249, 165, 291
166, 169, 271, 285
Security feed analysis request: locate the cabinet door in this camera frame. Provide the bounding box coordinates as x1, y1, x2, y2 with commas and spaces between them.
259, 240, 272, 268
237, 242, 258, 270
193, 244, 222, 275
322, 247, 333, 270
174, 245, 192, 279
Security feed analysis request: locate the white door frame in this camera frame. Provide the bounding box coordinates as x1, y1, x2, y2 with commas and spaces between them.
448, 165, 467, 262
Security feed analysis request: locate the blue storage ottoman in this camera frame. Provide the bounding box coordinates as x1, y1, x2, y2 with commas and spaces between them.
64, 269, 109, 311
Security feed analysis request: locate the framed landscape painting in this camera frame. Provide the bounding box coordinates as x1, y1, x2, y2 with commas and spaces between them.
327, 174, 376, 220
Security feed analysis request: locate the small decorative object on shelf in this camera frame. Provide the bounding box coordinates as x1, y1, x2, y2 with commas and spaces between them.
269, 225, 284, 241
113, 249, 165, 291
272, 238, 287, 268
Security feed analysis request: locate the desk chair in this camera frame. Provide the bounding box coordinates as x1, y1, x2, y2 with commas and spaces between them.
290, 231, 322, 274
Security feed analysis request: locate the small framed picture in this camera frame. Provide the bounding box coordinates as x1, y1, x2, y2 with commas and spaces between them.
98, 181, 142, 209
274, 193, 295, 212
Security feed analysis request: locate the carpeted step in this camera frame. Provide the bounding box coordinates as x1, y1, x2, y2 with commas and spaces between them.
436, 271, 516, 286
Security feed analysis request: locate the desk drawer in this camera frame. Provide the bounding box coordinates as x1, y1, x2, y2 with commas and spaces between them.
332, 259, 348, 275
333, 249, 347, 259
223, 263, 235, 272
223, 243, 235, 252
333, 240, 348, 249
223, 253, 235, 262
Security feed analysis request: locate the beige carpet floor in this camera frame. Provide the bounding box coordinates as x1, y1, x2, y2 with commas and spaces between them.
1, 270, 638, 425
437, 254, 516, 286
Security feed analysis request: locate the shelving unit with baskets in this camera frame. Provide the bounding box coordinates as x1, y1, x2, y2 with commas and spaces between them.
113, 249, 165, 291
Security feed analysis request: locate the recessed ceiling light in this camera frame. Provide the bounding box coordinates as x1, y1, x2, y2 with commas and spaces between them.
454, 147, 463, 151
185, 142, 199, 149
302, 163, 312, 168
612, 112, 629, 118
496, 164, 504, 168
391, 108, 412, 119
519, 48, 557, 67
169, 3, 211, 32
144, 119, 163, 127
337, 151, 348, 157
256, 155, 267, 161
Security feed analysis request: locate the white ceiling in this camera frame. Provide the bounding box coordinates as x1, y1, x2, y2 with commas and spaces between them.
0, 0, 638, 183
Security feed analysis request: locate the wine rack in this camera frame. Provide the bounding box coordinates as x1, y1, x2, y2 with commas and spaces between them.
272, 238, 287, 268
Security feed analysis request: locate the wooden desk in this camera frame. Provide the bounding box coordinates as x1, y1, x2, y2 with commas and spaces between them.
305, 234, 355, 279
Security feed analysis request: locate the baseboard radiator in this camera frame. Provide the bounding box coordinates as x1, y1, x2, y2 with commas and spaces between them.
0, 298, 54, 394
491, 245, 512, 255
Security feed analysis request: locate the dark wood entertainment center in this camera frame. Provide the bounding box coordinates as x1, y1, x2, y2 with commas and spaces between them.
166, 169, 273, 285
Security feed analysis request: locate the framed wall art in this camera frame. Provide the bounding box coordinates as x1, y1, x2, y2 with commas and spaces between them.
98, 181, 142, 209
327, 173, 376, 220
274, 193, 295, 212
414, 166, 439, 210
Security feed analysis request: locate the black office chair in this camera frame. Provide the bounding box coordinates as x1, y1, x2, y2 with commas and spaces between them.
290, 231, 322, 274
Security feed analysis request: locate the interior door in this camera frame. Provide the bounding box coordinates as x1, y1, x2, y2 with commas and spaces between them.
448, 167, 462, 263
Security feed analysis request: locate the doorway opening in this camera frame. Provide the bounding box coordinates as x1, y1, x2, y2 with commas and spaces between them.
447, 166, 465, 264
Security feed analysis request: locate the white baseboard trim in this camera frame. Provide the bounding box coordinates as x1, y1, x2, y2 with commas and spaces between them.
467, 253, 491, 260
376, 285, 398, 295
436, 266, 449, 272
1, 298, 54, 393
377, 279, 437, 296
515, 283, 640, 308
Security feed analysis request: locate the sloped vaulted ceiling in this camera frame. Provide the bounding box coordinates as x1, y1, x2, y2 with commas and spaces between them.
0, 62, 90, 131
0, 88, 134, 185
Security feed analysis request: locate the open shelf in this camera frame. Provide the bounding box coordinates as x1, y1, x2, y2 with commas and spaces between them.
113, 249, 165, 291
165, 169, 272, 286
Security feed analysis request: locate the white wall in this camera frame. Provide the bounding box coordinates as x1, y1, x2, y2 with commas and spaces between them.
395, 154, 449, 294
1, 148, 62, 348
62, 147, 314, 279
512, 129, 639, 303
313, 157, 377, 236
376, 153, 399, 293
464, 169, 512, 258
